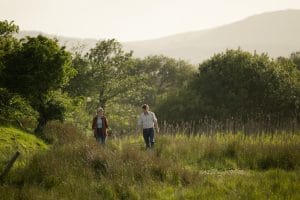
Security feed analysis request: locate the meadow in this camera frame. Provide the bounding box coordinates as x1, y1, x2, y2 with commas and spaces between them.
1, 17, 300, 200
0, 123, 299, 200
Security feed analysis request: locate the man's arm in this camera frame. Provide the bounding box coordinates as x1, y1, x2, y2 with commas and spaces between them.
152, 113, 159, 133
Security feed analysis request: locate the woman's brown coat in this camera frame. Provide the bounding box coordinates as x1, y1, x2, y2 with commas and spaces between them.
92, 116, 108, 137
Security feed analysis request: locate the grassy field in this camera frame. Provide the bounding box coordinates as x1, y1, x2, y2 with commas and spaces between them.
0, 124, 299, 200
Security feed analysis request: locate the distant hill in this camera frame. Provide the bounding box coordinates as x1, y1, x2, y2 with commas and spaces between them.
16, 31, 99, 53
18, 9, 300, 64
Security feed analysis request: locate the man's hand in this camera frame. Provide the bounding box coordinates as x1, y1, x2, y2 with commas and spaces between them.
156, 127, 160, 133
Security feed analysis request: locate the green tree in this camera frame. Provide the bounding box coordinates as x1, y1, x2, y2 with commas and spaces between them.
155, 83, 204, 123
0, 20, 33, 124
63, 40, 146, 135
194, 49, 300, 124
0, 20, 19, 36
84, 39, 138, 109
3, 35, 75, 133
64, 52, 91, 97
0, 20, 19, 86
291, 51, 300, 70
132, 55, 196, 107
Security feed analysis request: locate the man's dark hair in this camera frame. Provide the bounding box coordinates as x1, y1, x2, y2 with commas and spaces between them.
142, 104, 149, 110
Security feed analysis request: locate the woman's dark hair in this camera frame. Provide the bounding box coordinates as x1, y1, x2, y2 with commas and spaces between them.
142, 104, 149, 110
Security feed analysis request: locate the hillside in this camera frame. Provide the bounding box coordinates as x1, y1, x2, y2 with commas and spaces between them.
0, 126, 48, 170
123, 9, 300, 63
17, 10, 300, 64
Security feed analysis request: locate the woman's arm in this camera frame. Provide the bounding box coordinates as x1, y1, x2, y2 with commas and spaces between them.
92, 117, 96, 130
104, 117, 108, 128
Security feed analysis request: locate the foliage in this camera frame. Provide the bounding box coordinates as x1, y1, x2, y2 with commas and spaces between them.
33, 91, 73, 133
2, 35, 76, 133
63, 96, 91, 133
0, 20, 19, 37
71, 39, 140, 109
3, 35, 74, 97
42, 121, 86, 144
158, 49, 300, 126
64, 52, 91, 97
132, 55, 196, 107
65, 48, 197, 133
0, 20, 19, 87
105, 102, 140, 135
155, 84, 204, 123
291, 51, 300, 70
194, 49, 300, 123
0, 88, 37, 123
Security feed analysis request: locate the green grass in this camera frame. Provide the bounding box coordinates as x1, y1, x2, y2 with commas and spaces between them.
0, 126, 48, 176
0, 124, 299, 199
0, 126, 48, 152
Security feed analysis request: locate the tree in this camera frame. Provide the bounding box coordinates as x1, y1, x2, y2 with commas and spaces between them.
0, 20, 19, 36
193, 49, 300, 124
64, 52, 91, 97
3, 35, 75, 133
291, 51, 300, 70
0, 20, 33, 124
155, 83, 204, 123
132, 55, 196, 107
84, 39, 138, 109
0, 20, 19, 86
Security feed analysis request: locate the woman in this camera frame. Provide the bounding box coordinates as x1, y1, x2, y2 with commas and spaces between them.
92, 107, 108, 145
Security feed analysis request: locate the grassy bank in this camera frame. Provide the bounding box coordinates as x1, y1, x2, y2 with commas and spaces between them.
0, 126, 48, 170
0, 125, 299, 199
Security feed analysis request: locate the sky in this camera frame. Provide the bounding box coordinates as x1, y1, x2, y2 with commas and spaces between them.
0, 0, 300, 42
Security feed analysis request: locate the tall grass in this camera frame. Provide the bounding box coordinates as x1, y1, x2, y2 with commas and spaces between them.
160, 118, 300, 135
151, 133, 300, 170
0, 123, 299, 199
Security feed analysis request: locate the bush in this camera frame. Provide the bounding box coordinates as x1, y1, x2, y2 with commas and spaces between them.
42, 121, 86, 144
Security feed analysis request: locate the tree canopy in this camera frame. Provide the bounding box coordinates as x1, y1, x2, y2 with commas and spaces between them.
158, 49, 300, 128
3, 35, 75, 133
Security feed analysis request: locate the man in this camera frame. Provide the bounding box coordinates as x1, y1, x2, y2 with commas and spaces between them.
137, 104, 159, 149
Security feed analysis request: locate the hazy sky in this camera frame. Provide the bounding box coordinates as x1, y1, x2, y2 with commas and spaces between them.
0, 0, 300, 41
